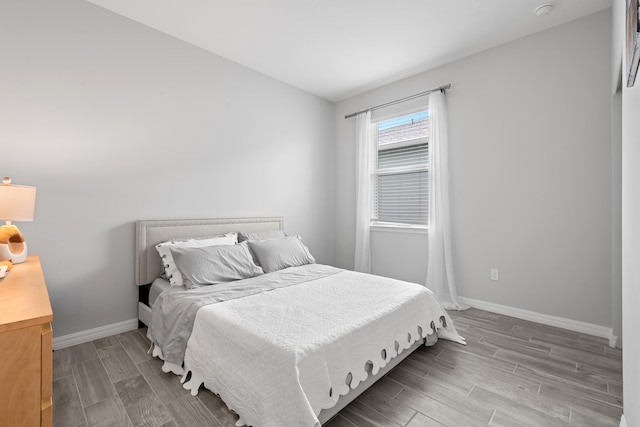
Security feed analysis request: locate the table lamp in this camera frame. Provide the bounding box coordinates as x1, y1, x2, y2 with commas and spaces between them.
0, 177, 36, 264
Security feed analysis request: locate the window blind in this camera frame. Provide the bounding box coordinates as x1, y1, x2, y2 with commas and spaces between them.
375, 171, 429, 224
378, 143, 428, 169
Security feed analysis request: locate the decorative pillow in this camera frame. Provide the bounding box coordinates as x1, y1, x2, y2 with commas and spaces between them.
155, 233, 237, 287
237, 230, 287, 243
248, 235, 315, 273
170, 241, 263, 289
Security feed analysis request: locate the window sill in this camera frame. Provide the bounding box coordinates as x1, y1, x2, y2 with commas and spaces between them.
370, 223, 428, 235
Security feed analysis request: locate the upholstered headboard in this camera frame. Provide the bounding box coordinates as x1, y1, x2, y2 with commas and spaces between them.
135, 217, 284, 286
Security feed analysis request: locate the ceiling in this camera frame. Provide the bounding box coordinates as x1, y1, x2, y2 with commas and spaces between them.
86, 0, 612, 102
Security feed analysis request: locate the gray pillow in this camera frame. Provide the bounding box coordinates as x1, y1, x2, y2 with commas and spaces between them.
171, 241, 263, 289
237, 230, 287, 243
248, 235, 315, 273
155, 233, 237, 287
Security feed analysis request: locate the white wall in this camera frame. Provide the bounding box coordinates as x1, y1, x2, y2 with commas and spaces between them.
621, 72, 640, 427
0, 0, 335, 337
614, 0, 640, 421
335, 11, 615, 329
611, 0, 624, 352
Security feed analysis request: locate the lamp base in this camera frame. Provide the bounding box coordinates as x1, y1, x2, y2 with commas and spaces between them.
0, 242, 27, 263
0, 225, 28, 264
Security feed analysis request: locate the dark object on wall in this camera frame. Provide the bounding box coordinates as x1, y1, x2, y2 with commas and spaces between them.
627, 0, 640, 87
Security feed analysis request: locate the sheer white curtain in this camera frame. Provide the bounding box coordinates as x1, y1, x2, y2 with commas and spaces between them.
426, 91, 467, 310
354, 111, 372, 273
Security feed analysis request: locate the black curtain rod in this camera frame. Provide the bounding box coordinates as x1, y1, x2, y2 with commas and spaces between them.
344, 83, 451, 119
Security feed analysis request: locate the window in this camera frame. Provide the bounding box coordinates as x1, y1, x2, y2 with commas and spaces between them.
372, 110, 429, 227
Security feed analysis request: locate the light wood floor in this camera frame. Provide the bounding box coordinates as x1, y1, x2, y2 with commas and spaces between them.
52, 308, 622, 427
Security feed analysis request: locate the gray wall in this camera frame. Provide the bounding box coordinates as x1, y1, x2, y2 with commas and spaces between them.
0, 0, 335, 337
335, 11, 615, 329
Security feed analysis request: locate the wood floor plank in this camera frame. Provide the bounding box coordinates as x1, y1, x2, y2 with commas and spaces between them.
423, 369, 476, 396
324, 414, 358, 427
469, 386, 570, 427
578, 333, 610, 346
395, 387, 490, 427
405, 412, 446, 427
550, 344, 622, 372
397, 355, 431, 377
516, 363, 622, 408
608, 381, 623, 398
84, 396, 133, 427
465, 372, 570, 421
68, 342, 99, 366
494, 348, 610, 393
52, 375, 85, 427
72, 358, 116, 408
465, 324, 539, 347
119, 330, 153, 364
97, 343, 140, 383
510, 321, 580, 341
489, 409, 540, 427
366, 375, 406, 399
92, 335, 121, 350
413, 347, 457, 373
114, 374, 173, 427
451, 313, 532, 341
165, 396, 221, 427
137, 358, 191, 404
605, 346, 622, 357
436, 347, 516, 374
53, 347, 73, 381
570, 406, 620, 427
388, 365, 470, 406
452, 363, 541, 395
435, 336, 499, 358
339, 400, 403, 427
494, 347, 577, 372
478, 331, 551, 357
528, 331, 607, 355
354, 386, 417, 426
391, 367, 495, 424
575, 362, 624, 385
539, 382, 623, 416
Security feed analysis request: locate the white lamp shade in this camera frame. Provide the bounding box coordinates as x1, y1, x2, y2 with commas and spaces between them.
0, 183, 37, 222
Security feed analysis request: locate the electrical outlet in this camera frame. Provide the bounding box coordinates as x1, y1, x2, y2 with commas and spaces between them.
490, 269, 499, 281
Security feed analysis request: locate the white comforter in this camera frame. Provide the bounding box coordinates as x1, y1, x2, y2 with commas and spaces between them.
181, 265, 464, 427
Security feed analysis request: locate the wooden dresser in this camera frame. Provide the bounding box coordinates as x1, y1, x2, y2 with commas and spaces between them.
0, 256, 53, 427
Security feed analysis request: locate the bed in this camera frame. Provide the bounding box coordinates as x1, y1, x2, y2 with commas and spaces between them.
135, 217, 465, 426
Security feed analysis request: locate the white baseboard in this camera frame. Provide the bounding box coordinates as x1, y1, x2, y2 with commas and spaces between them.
619, 414, 627, 427
458, 297, 615, 346
53, 318, 139, 350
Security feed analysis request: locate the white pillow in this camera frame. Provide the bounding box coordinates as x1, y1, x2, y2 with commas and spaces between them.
155, 232, 237, 287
